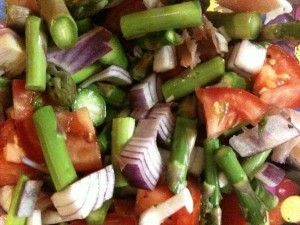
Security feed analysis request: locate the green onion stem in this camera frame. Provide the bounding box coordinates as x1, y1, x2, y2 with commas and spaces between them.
33, 105, 78, 191
25, 15, 47, 92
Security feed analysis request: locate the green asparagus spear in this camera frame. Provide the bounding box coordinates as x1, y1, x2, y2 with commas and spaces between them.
86, 199, 113, 224
162, 56, 225, 102
177, 94, 198, 120
120, 1, 202, 39
215, 146, 268, 225
218, 72, 250, 90
131, 52, 154, 81
6, 174, 29, 225
33, 105, 78, 191
206, 11, 263, 40
25, 15, 47, 92
166, 116, 197, 194
38, 0, 78, 49
71, 62, 103, 84
96, 82, 127, 108
259, 21, 300, 40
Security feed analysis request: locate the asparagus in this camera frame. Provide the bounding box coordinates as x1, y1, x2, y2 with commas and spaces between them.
166, 116, 197, 194
75, 18, 94, 35
46, 63, 77, 107
259, 21, 300, 40
97, 123, 112, 154
0, 77, 12, 110
96, 82, 127, 108
218, 72, 250, 90
6, 174, 29, 225
137, 29, 184, 51
99, 34, 129, 69
120, 1, 202, 39
71, 62, 103, 84
206, 11, 263, 40
131, 52, 154, 81
111, 117, 135, 187
86, 199, 112, 224
25, 15, 47, 92
215, 146, 268, 225
65, 0, 108, 20
38, 0, 78, 49
162, 56, 225, 102
177, 94, 198, 120
33, 105, 78, 191
202, 139, 221, 225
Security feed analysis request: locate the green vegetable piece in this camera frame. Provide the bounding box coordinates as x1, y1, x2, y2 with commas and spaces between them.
76, 18, 94, 35
6, 174, 29, 225
131, 52, 154, 81
96, 82, 127, 108
99, 34, 129, 69
38, 0, 78, 49
111, 117, 135, 187
177, 94, 198, 120
0, 77, 12, 110
72, 84, 106, 126
215, 146, 268, 225
206, 11, 263, 40
71, 62, 103, 84
65, 0, 108, 20
219, 72, 250, 90
25, 15, 47, 92
166, 116, 197, 194
47, 64, 77, 107
260, 21, 300, 40
202, 139, 221, 225
162, 56, 225, 102
86, 199, 112, 224
120, 1, 202, 39
97, 123, 112, 153
33, 105, 78, 191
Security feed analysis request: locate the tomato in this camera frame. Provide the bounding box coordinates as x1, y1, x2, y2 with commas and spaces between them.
253, 44, 300, 108
5, 0, 40, 12
103, 213, 136, 225
276, 178, 300, 202
269, 202, 285, 225
135, 176, 201, 225
69, 220, 88, 225
196, 87, 268, 138
56, 108, 102, 172
0, 119, 43, 187
11, 80, 37, 121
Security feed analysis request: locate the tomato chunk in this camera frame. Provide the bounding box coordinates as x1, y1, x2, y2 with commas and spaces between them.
196, 87, 268, 138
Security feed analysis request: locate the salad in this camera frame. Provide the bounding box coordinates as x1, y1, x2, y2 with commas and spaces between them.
1, 0, 300, 224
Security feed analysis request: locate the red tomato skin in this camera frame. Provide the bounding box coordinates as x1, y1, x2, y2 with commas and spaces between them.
276, 178, 300, 202
11, 80, 36, 121
253, 44, 300, 108
196, 87, 268, 138
269, 202, 284, 225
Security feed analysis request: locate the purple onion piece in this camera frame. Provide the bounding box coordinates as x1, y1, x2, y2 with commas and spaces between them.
17, 180, 43, 217
229, 114, 300, 157
265, 13, 294, 25
271, 38, 300, 61
80, 65, 132, 88
130, 108, 150, 122
254, 163, 285, 187
293, 6, 300, 20
47, 27, 112, 74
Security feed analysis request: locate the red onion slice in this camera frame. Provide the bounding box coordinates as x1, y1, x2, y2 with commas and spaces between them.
47, 27, 112, 74
254, 162, 285, 187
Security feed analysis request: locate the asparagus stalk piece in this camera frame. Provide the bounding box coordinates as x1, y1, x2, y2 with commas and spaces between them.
166, 116, 197, 194
75, 18, 93, 35
120, 1, 202, 39
25, 15, 47, 92
131, 52, 154, 81
111, 117, 135, 187
6, 174, 29, 225
206, 11, 262, 40
259, 21, 300, 40
218, 72, 250, 90
137, 29, 184, 50
162, 56, 225, 102
202, 139, 221, 225
215, 146, 268, 225
96, 82, 127, 108
38, 0, 78, 49
33, 105, 78, 191
86, 199, 112, 224
71, 62, 103, 84
177, 94, 198, 120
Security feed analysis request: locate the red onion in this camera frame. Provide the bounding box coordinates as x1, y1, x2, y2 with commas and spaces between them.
17, 180, 43, 217
47, 27, 112, 74
79, 65, 132, 88
254, 162, 285, 188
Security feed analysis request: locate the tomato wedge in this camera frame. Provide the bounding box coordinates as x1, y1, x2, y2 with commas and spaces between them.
196, 87, 268, 139
253, 44, 300, 108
